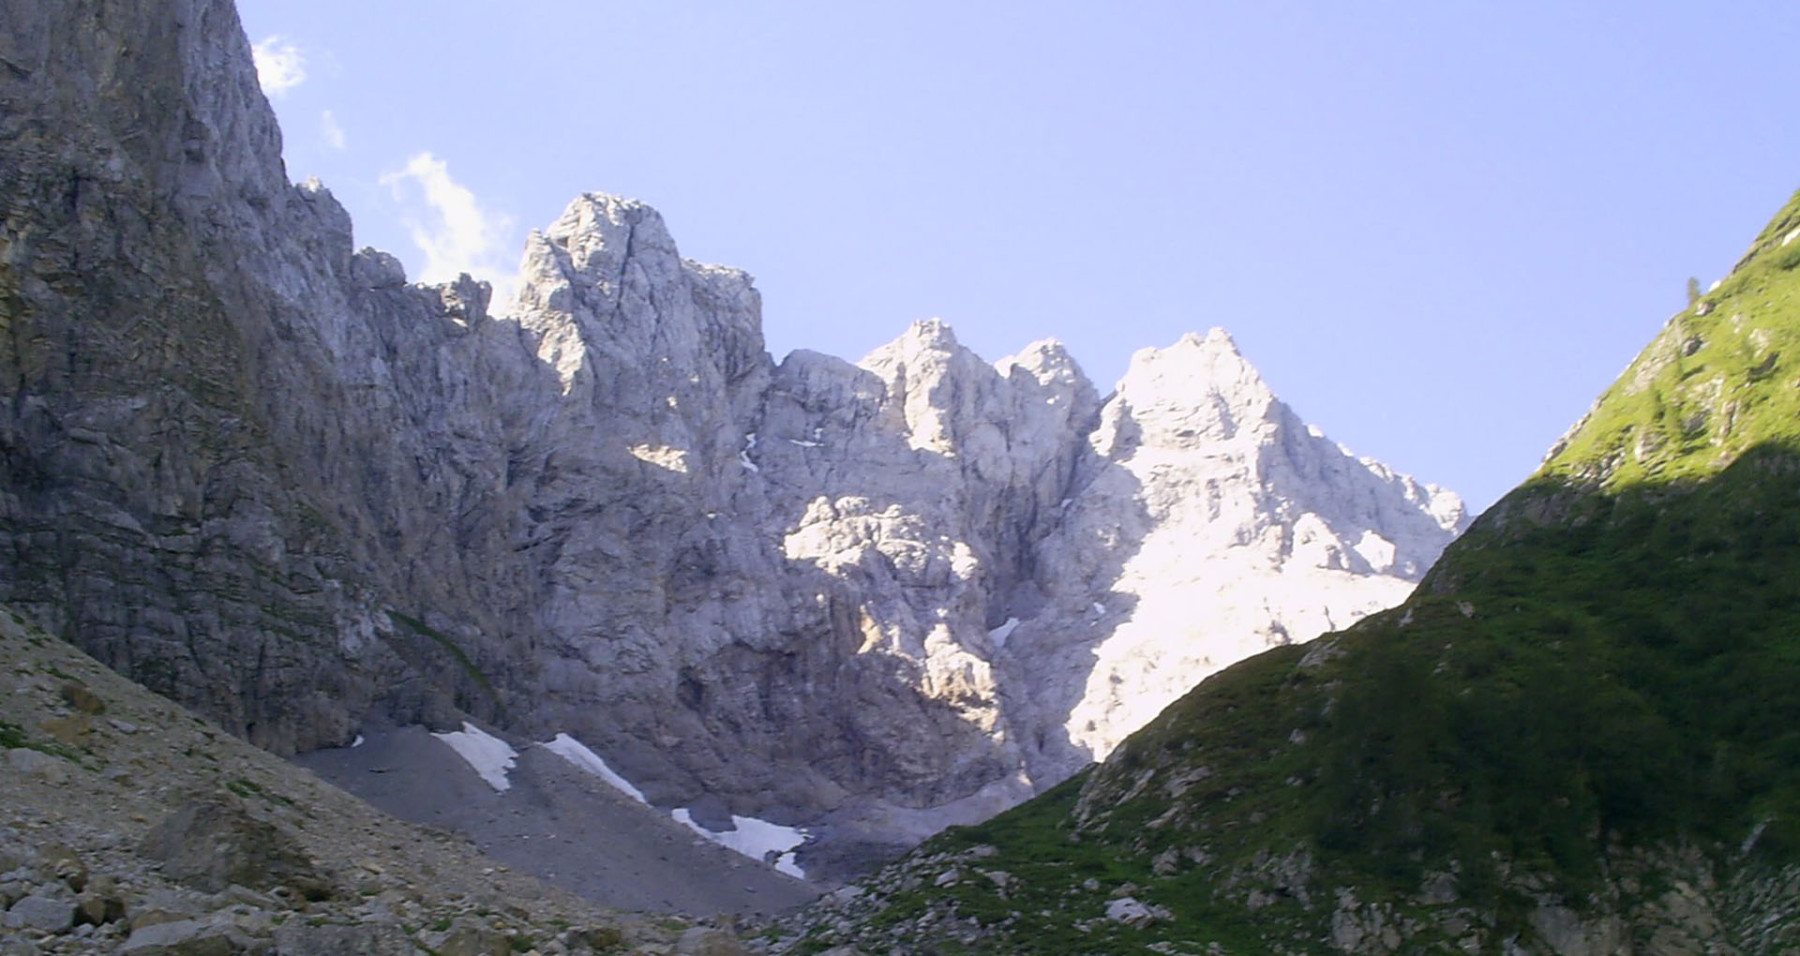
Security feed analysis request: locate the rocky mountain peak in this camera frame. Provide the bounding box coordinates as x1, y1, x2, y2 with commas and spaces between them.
1110, 326, 1279, 449
802, 186, 1800, 955
998, 338, 1077, 378
1, 0, 1470, 883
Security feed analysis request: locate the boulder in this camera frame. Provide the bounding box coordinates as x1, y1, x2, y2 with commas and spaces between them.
676, 926, 748, 956
139, 797, 331, 899
35, 843, 86, 891
272, 921, 418, 955
118, 918, 260, 955
4, 893, 75, 933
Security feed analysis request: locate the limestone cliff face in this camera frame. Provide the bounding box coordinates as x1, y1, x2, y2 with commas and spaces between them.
0, 0, 1466, 843
1000, 330, 1466, 785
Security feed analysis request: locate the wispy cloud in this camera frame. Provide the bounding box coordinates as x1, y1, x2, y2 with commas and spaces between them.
250, 36, 306, 98
320, 110, 346, 150
380, 152, 516, 307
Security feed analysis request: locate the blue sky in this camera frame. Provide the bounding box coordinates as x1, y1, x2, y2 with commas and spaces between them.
237, 1, 1800, 513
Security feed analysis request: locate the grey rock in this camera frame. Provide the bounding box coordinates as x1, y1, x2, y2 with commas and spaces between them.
420, 918, 509, 956
272, 921, 419, 955
4, 750, 68, 785
34, 842, 86, 891
118, 918, 259, 955
57, 680, 105, 715
5, 893, 74, 932
76, 883, 127, 926
1103, 896, 1169, 927
675, 926, 748, 955
139, 798, 331, 898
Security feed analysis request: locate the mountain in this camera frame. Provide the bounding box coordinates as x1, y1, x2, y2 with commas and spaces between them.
0, 0, 1461, 874
791, 194, 1800, 952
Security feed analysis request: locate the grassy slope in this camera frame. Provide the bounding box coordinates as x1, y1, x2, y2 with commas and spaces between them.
795, 191, 1800, 954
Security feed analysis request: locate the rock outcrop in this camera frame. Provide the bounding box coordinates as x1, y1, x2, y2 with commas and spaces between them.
0, 0, 1466, 864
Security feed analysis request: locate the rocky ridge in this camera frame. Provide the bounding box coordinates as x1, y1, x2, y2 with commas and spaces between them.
0, 0, 1464, 870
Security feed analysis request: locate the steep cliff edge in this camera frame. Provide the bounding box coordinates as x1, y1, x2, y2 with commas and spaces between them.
0, 0, 1464, 868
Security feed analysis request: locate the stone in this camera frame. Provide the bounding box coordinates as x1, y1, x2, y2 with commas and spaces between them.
562, 925, 625, 953
76, 886, 127, 926
139, 798, 332, 899
36, 716, 90, 748
563, 926, 625, 953
133, 909, 199, 932
58, 681, 106, 715
272, 921, 418, 955
118, 918, 257, 955
675, 926, 748, 956
1103, 896, 1169, 928
422, 918, 510, 956
5, 893, 75, 933
35, 843, 86, 891
5, 750, 68, 785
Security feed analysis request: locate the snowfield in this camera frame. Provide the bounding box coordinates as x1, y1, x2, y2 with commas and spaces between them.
432, 722, 518, 792
542, 732, 648, 804
673, 809, 807, 879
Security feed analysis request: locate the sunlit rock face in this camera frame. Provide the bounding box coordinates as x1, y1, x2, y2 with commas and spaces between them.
0, 0, 1465, 862
1001, 330, 1468, 785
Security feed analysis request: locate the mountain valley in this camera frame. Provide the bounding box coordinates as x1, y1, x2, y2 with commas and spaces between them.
7, 0, 1800, 954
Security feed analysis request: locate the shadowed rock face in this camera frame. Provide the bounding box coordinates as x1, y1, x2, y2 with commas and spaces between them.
0, 0, 1465, 845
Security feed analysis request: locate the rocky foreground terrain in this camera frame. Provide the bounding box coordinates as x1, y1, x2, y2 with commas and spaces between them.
0, 607, 772, 955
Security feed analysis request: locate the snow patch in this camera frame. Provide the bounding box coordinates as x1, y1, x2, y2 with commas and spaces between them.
787, 439, 822, 448
672, 809, 808, 879
542, 733, 647, 804
351, 734, 365, 748
432, 722, 517, 792
739, 432, 761, 472
988, 617, 1021, 650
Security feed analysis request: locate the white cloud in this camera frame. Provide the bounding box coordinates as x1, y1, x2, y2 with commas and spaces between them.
320, 110, 346, 150
250, 36, 306, 98
380, 152, 516, 307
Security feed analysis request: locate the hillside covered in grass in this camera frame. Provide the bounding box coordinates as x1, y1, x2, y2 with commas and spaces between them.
781, 192, 1800, 954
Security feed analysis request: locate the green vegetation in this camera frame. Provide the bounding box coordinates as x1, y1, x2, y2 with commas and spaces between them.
0, 716, 83, 762
387, 610, 496, 701
0, 717, 32, 751
226, 776, 300, 808
1544, 190, 1800, 492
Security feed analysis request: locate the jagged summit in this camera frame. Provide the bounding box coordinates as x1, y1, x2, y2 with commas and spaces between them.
803, 189, 1800, 954
1, 0, 1465, 887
